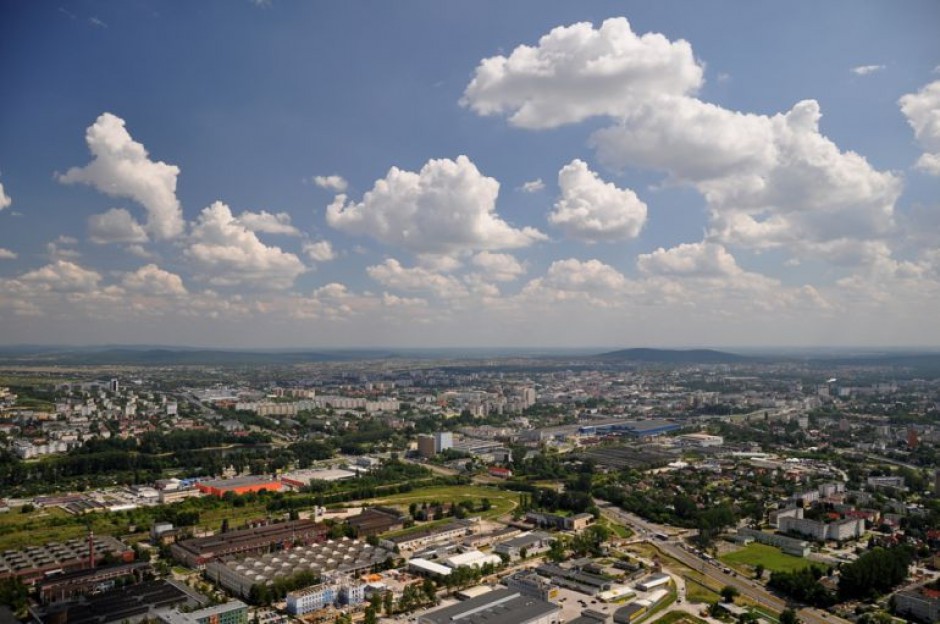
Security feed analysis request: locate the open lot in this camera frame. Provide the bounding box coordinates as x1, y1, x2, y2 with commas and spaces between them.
359, 484, 521, 520
720, 543, 814, 574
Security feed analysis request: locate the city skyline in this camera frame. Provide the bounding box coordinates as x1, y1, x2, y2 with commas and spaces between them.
1, 1, 939, 348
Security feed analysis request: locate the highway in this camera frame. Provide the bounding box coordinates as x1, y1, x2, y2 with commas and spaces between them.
596, 500, 849, 624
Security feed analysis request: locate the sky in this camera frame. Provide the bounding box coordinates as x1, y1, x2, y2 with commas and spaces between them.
0, 1, 939, 349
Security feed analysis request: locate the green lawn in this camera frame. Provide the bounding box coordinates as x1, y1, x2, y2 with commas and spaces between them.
720, 542, 813, 574
598, 516, 634, 539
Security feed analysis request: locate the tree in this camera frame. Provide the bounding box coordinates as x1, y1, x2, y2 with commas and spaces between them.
384, 591, 394, 616
364, 606, 377, 624
779, 608, 800, 624
721, 585, 739, 603
754, 564, 765, 580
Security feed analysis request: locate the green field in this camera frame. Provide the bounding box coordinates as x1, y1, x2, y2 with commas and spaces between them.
720, 543, 813, 574
359, 484, 520, 520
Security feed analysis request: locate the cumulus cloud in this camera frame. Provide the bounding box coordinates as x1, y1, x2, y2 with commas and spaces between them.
0, 248, 17, 260
186, 201, 306, 288
46, 236, 81, 260
121, 264, 187, 296
851, 64, 885, 76
312, 174, 348, 192
20, 260, 101, 292
303, 240, 336, 262
461, 17, 702, 129
637, 241, 742, 277
236, 210, 300, 236
0, 182, 10, 211
595, 97, 901, 256
88, 208, 149, 244
899, 80, 940, 175
57, 113, 184, 240
327, 155, 546, 254
521, 258, 629, 307
471, 251, 526, 282
463, 19, 902, 261
549, 159, 647, 242
367, 258, 468, 299
519, 179, 545, 193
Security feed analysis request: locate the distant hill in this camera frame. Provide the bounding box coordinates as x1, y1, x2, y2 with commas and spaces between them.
594, 348, 751, 364
0, 347, 396, 366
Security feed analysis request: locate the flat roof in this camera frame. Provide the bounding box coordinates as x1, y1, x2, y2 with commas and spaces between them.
419, 588, 559, 624
197, 475, 280, 489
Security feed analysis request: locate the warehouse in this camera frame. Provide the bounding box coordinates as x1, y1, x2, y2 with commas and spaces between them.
417, 588, 560, 624
170, 520, 327, 568
195, 476, 282, 497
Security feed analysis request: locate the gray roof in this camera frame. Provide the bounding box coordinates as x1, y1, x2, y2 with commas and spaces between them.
419, 589, 559, 624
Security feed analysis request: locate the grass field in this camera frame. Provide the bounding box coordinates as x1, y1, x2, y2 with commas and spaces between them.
683, 576, 721, 604
720, 543, 813, 574
359, 484, 520, 520
598, 516, 634, 539
650, 612, 709, 624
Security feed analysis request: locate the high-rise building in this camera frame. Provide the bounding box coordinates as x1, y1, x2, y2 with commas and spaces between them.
434, 431, 453, 452
417, 434, 436, 459
109, 378, 119, 394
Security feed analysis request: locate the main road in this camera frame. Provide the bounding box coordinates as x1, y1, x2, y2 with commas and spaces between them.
596, 500, 849, 624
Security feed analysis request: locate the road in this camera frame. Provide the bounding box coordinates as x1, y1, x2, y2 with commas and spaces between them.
597, 500, 850, 624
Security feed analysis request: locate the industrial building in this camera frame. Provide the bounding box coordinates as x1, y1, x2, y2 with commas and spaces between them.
493, 531, 553, 560
0, 534, 132, 585
345, 507, 407, 537
381, 520, 472, 552
502, 570, 559, 601
576, 419, 680, 438
205, 537, 392, 597
31, 580, 206, 624
195, 476, 282, 497
417, 588, 561, 624
170, 520, 327, 568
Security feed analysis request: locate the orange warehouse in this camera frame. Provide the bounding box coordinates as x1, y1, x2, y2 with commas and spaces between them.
196, 476, 282, 497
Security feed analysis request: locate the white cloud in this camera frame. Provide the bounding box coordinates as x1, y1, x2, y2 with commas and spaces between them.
367, 258, 468, 299
57, 112, 184, 240
549, 159, 647, 242
0, 182, 10, 211
312, 175, 348, 192
88, 208, 149, 244
519, 179, 545, 193
382, 292, 427, 308
0, 248, 17, 260
46, 235, 81, 260
236, 210, 300, 236
851, 64, 885, 76
303, 240, 336, 262
186, 201, 306, 288
122, 264, 187, 296
467, 20, 902, 263
899, 80, 940, 176
470, 251, 526, 282
327, 155, 546, 254
520, 258, 628, 307
461, 17, 702, 129
637, 241, 742, 277
20, 260, 101, 292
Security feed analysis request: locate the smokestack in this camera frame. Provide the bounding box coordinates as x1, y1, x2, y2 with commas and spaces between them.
88, 529, 95, 569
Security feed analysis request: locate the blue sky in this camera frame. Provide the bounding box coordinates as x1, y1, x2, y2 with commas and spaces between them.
1, 1, 939, 348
